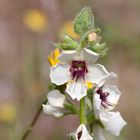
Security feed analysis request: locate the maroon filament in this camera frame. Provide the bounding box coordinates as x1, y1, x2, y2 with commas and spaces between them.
70, 60, 88, 81
96, 87, 113, 108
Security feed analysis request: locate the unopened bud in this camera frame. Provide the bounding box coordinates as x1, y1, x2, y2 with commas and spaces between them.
88, 32, 97, 42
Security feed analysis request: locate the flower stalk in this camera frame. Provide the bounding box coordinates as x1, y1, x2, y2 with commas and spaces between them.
79, 97, 86, 124
21, 99, 47, 140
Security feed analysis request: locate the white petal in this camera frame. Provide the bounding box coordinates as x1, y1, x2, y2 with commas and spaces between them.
86, 64, 109, 84
99, 111, 127, 136
42, 104, 63, 117
66, 80, 87, 101
98, 72, 117, 87
58, 50, 78, 63
75, 124, 93, 140
47, 90, 65, 108
50, 64, 70, 85
93, 93, 101, 116
102, 85, 121, 110
94, 126, 105, 140
82, 48, 99, 64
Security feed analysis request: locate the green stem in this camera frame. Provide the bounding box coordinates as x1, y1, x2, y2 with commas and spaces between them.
79, 97, 86, 124
21, 99, 47, 140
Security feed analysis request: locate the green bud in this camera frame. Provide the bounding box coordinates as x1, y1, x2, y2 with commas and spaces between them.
55, 35, 79, 50
88, 42, 109, 57
74, 6, 94, 36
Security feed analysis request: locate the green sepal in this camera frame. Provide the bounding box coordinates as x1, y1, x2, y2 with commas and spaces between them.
88, 42, 109, 57
74, 6, 94, 36
48, 83, 66, 93
86, 110, 96, 124
87, 88, 94, 101
55, 35, 79, 50
64, 103, 78, 115
68, 133, 76, 140
94, 119, 105, 128
48, 83, 57, 91
85, 97, 93, 111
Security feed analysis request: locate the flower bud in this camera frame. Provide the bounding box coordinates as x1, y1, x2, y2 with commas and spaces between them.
88, 32, 97, 42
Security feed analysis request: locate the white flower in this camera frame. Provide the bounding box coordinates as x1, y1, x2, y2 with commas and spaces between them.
94, 111, 127, 139
99, 111, 127, 136
93, 72, 127, 139
73, 124, 93, 140
50, 48, 108, 101
94, 72, 121, 112
42, 90, 65, 117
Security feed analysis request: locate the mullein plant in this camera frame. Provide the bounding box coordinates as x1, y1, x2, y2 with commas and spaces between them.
43, 6, 127, 140
21, 6, 127, 140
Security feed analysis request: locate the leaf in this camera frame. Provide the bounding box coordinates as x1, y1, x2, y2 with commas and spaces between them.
74, 6, 94, 36
55, 35, 79, 50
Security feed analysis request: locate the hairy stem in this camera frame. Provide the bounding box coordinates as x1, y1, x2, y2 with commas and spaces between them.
21, 99, 47, 140
79, 97, 86, 124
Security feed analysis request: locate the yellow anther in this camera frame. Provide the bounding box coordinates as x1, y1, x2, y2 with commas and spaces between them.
86, 81, 93, 89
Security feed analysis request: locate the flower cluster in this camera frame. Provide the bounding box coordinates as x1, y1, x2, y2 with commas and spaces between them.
43, 6, 127, 140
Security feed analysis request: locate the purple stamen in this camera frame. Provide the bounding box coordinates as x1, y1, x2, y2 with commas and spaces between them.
96, 87, 113, 109
70, 60, 88, 81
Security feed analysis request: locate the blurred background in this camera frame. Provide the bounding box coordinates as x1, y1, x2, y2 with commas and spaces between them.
0, 0, 140, 140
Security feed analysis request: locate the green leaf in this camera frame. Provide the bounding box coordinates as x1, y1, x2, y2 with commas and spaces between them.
74, 6, 94, 36
55, 35, 79, 50
88, 42, 109, 57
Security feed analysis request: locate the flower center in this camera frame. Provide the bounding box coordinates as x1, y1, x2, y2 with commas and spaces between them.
70, 60, 88, 81
96, 87, 112, 108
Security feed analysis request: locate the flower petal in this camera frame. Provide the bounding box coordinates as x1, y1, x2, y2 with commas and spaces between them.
86, 64, 109, 85
82, 48, 99, 64
47, 90, 65, 108
66, 80, 87, 101
93, 93, 101, 116
58, 50, 78, 63
99, 111, 127, 136
102, 85, 121, 110
98, 72, 117, 87
50, 64, 70, 85
75, 124, 93, 140
94, 126, 105, 140
42, 104, 63, 117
